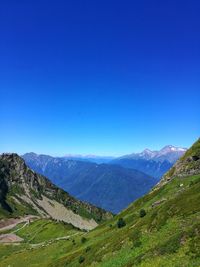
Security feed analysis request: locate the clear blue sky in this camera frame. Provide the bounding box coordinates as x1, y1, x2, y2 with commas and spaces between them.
0, 0, 200, 156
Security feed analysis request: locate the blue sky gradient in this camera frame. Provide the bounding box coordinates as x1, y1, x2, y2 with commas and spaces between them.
0, 0, 200, 156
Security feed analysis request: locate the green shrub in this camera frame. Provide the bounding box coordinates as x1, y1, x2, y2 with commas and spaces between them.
79, 255, 85, 264
130, 230, 142, 248
81, 237, 87, 243
139, 209, 146, 218
117, 218, 126, 228
132, 240, 142, 248
85, 246, 91, 252
156, 233, 182, 255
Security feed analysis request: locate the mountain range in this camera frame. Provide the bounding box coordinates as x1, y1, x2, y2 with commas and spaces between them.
116, 145, 187, 163
111, 145, 187, 178
22, 145, 186, 213
0, 139, 199, 267
62, 145, 186, 165
22, 153, 156, 213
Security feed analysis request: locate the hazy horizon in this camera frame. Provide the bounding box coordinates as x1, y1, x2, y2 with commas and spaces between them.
0, 143, 189, 158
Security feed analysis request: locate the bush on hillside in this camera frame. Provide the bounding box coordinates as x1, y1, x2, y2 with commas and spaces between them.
79, 255, 85, 264
117, 218, 126, 228
130, 229, 142, 248
85, 246, 91, 252
139, 209, 146, 218
81, 237, 87, 243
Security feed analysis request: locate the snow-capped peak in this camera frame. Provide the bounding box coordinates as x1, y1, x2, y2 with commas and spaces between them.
160, 145, 187, 154
119, 145, 187, 163
143, 149, 153, 154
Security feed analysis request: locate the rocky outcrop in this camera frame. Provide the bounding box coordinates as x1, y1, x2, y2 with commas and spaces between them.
156, 138, 200, 188
0, 154, 112, 230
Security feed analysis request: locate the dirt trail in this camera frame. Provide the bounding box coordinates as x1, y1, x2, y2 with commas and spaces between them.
30, 232, 81, 248
12, 221, 29, 233
0, 215, 38, 232
0, 215, 38, 243
0, 233, 23, 243
0, 215, 86, 245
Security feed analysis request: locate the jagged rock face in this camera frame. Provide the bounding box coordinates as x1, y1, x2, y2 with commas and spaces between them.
172, 154, 200, 177
0, 154, 112, 230
1, 154, 46, 194
158, 139, 200, 186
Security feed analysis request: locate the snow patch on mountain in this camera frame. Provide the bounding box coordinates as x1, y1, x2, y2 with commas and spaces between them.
119, 145, 187, 163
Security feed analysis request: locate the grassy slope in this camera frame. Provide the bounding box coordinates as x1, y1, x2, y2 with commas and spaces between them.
11, 219, 80, 243
1, 173, 200, 267
0, 219, 84, 267
53, 173, 200, 267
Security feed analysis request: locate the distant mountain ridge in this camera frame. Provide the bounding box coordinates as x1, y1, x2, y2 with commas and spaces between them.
60, 145, 187, 164
111, 145, 187, 178
22, 153, 156, 213
117, 145, 187, 163
64, 154, 115, 164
